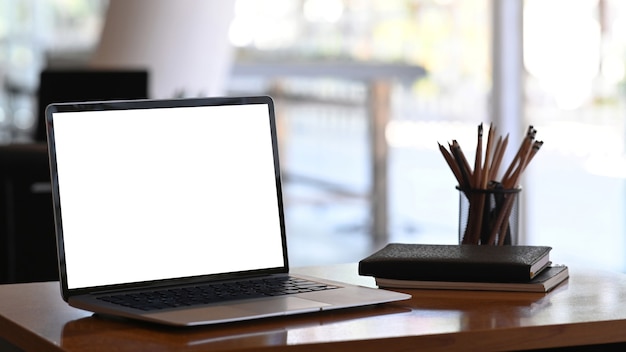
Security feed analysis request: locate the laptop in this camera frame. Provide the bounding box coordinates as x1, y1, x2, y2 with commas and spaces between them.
45, 96, 410, 326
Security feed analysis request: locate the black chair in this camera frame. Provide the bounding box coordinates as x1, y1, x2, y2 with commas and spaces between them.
35, 68, 149, 142
0, 143, 57, 283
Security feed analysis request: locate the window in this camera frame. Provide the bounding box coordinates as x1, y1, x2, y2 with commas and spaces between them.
0, 0, 107, 141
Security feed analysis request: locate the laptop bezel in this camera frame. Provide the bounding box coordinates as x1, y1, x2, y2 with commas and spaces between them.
45, 96, 290, 301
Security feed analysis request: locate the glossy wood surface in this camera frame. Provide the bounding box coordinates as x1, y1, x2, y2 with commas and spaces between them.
2, 263, 626, 351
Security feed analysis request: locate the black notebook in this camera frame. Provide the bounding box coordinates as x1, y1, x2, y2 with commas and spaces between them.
359, 243, 552, 283
374, 265, 568, 293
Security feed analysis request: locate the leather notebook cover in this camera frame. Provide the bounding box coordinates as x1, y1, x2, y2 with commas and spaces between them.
358, 243, 552, 282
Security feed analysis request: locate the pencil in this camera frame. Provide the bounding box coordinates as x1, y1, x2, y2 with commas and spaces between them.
502, 126, 535, 184
450, 140, 473, 188
473, 123, 483, 189
482, 123, 495, 188
489, 134, 509, 181
438, 142, 465, 188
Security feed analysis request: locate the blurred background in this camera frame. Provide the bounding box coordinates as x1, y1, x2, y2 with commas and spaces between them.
1, 0, 625, 271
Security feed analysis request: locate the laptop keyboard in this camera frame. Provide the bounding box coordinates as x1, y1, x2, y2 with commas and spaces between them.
97, 276, 339, 311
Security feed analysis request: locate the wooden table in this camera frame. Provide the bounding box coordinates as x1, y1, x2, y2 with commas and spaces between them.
2, 263, 626, 351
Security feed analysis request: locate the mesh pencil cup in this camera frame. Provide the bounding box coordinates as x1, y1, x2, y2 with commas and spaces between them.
457, 186, 521, 245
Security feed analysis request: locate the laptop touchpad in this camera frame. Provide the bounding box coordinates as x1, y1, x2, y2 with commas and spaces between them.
240, 296, 329, 314
145, 297, 329, 326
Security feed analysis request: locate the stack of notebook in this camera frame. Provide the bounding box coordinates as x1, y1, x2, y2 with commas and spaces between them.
358, 244, 569, 293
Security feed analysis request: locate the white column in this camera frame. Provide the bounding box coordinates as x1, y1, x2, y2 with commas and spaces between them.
491, 0, 526, 242
89, 0, 236, 99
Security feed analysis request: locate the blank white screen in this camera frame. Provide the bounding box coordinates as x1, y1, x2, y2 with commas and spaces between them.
52, 103, 286, 289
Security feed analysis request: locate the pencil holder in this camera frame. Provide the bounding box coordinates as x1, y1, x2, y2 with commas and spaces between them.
457, 186, 520, 245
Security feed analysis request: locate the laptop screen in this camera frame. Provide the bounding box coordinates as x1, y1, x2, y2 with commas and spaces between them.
47, 97, 287, 290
